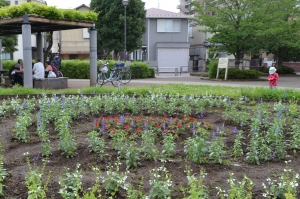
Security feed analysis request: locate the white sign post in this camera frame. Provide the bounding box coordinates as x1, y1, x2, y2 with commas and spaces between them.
216, 58, 229, 80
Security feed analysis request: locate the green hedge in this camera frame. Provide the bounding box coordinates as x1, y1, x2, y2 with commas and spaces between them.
208, 59, 262, 79
2, 60, 155, 79
218, 68, 262, 79
259, 66, 295, 74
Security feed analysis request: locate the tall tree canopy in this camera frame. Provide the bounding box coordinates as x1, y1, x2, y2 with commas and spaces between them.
0, 0, 18, 53
192, 0, 299, 68
90, 0, 146, 59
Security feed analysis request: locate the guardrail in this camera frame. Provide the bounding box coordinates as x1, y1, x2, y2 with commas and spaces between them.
180, 66, 208, 75
150, 67, 178, 76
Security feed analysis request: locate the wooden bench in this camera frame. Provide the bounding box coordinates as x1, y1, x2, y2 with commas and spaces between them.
34, 77, 68, 89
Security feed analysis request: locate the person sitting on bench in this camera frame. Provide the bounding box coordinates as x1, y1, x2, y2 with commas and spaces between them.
9, 59, 23, 85
45, 61, 58, 78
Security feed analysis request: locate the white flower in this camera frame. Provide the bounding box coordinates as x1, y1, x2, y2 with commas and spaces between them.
23, 152, 29, 156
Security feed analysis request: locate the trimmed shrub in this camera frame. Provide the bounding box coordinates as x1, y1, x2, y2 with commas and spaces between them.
2, 60, 17, 71
259, 66, 295, 74
208, 59, 218, 79
3, 60, 155, 79
217, 68, 262, 79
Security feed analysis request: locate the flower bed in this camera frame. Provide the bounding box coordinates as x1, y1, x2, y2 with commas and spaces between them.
0, 93, 299, 198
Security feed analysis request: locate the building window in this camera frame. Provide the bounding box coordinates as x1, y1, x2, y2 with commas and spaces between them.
82, 28, 90, 39
69, 54, 78, 59
15, 1, 18, 5
2, 52, 12, 60
157, 19, 181, 32
188, 26, 193, 38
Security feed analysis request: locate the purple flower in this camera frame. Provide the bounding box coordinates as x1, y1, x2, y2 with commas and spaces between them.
163, 122, 166, 130
233, 127, 238, 134
212, 132, 216, 139
257, 112, 261, 120
144, 121, 149, 131
216, 127, 220, 133
130, 120, 134, 128
278, 110, 282, 118
198, 110, 204, 119
276, 126, 280, 135
119, 115, 125, 124
22, 102, 28, 109
192, 123, 196, 136
169, 117, 173, 124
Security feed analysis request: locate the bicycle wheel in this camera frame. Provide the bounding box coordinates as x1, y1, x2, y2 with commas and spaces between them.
120, 70, 131, 84
58, 71, 63, 77
97, 72, 107, 86
111, 71, 121, 87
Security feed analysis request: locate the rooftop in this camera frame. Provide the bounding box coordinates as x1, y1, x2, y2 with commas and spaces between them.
146, 8, 190, 19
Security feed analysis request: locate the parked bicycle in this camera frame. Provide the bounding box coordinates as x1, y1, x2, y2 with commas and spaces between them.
97, 60, 131, 87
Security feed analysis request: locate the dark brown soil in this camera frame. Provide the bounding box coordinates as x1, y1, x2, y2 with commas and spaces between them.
0, 109, 300, 199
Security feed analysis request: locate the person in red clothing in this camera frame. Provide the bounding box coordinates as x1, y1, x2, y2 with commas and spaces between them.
268, 67, 279, 88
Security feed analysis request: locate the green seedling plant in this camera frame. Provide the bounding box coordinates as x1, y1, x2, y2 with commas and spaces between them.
232, 130, 244, 158
124, 176, 145, 199
216, 173, 254, 199
208, 136, 226, 164
183, 165, 209, 199
13, 110, 32, 143
25, 154, 51, 199
87, 130, 106, 160
141, 131, 159, 161
262, 161, 299, 199
162, 134, 176, 159
100, 159, 129, 197
0, 158, 8, 196
37, 112, 52, 157
125, 142, 141, 169
289, 119, 300, 154
148, 165, 172, 199
58, 164, 83, 199
184, 136, 208, 164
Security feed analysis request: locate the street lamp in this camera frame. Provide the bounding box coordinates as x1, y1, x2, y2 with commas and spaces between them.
122, 0, 129, 61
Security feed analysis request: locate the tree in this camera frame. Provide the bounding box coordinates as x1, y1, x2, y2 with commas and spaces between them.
0, 0, 18, 53
192, 0, 299, 68
262, 10, 300, 65
90, 0, 146, 59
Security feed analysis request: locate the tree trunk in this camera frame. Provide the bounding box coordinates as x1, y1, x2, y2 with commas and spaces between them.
234, 51, 243, 69
277, 47, 284, 66
43, 31, 53, 65
113, 51, 119, 60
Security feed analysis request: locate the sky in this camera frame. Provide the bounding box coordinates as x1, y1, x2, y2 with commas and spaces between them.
46, 0, 179, 13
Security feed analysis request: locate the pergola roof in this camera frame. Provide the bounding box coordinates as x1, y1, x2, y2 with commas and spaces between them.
0, 14, 94, 36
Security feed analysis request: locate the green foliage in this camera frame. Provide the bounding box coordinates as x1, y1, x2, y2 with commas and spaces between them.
0, 2, 97, 21
208, 60, 218, 79
0, 0, 18, 53
259, 66, 295, 74
90, 0, 146, 54
208, 60, 261, 79
217, 68, 262, 79
59, 60, 154, 79
192, 0, 299, 68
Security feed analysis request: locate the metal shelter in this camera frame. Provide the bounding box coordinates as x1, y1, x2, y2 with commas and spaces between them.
0, 14, 97, 88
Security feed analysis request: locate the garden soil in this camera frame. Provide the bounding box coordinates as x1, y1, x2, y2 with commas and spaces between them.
1, 111, 300, 199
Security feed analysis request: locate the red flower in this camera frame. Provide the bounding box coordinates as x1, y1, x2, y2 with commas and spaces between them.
95, 122, 99, 127
124, 125, 130, 130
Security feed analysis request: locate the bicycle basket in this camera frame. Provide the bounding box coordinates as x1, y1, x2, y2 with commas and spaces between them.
100, 65, 108, 73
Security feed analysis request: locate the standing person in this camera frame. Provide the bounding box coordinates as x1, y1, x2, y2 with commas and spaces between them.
268, 67, 279, 89
53, 54, 61, 71
45, 61, 58, 78
32, 58, 45, 79
9, 59, 23, 85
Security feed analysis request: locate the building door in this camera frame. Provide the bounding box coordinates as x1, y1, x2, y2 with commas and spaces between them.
157, 48, 189, 72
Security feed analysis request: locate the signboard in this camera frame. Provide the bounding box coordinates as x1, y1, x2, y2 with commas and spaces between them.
216, 58, 229, 80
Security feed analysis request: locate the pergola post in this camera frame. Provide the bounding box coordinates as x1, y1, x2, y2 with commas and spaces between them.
89, 25, 97, 86
37, 32, 43, 63
22, 14, 33, 88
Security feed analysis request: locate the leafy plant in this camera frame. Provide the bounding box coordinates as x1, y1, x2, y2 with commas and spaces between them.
25, 155, 51, 199
148, 165, 172, 199
87, 130, 106, 160
184, 136, 208, 164
58, 164, 83, 199
216, 173, 254, 199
